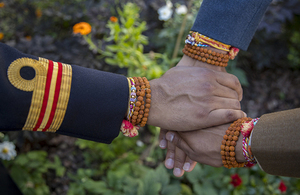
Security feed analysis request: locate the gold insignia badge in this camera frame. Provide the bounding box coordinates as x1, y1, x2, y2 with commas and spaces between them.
7, 57, 72, 132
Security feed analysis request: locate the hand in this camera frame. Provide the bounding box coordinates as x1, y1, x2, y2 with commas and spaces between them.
147, 65, 245, 131
162, 124, 246, 170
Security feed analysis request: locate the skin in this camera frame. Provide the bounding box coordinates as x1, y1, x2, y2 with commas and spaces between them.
147, 55, 245, 131
164, 124, 246, 166
155, 54, 245, 177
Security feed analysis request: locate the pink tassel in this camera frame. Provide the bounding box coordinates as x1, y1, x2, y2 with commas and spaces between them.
120, 120, 139, 137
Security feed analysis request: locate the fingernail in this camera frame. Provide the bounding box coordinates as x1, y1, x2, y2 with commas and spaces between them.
159, 140, 167, 148
166, 133, 174, 142
183, 163, 190, 171
173, 168, 181, 177
165, 158, 174, 168
243, 112, 247, 117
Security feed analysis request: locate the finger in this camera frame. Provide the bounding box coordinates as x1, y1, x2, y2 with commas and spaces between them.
205, 97, 241, 110
173, 147, 187, 177
166, 131, 192, 157
215, 72, 243, 101
165, 140, 176, 169
183, 156, 197, 172
205, 109, 246, 127
213, 84, 240, 100
159, 129, 168, 149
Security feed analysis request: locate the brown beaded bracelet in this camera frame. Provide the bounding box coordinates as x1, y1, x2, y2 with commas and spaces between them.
220, 117, 252, 168
140, 77, 151, 127
183, 44, 229, 67
136, 77, 145, 125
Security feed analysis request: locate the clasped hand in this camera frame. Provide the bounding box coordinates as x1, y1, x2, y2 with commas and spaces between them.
147, 55, 245, 177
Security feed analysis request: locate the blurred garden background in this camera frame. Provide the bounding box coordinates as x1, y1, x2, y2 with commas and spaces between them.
1, 0, 300, 194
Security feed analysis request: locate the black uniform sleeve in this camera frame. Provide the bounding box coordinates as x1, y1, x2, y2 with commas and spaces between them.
0, 43, 128, 143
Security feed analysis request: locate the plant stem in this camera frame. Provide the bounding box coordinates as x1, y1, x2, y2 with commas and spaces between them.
170, 0, 193, 68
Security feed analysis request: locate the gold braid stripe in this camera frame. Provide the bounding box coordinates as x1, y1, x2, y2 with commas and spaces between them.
7, 57, 72, 132
48, 61, 72, 132
8, 58, 47, 130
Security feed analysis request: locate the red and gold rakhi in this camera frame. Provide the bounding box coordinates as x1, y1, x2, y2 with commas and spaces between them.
7, 57, 72, 132
190, 31, 239, 60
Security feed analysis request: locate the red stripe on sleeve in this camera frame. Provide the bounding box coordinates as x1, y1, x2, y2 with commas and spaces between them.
42, 62, 63, 132
33, 60, 54, 131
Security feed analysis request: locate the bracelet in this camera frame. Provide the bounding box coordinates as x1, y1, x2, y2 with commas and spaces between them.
183, 44, 229, 67
120, 77, 151, 137
133, 77, 146, 126
190, 31, 231, 52
126, 77, 136, 121
140, 77, 151, 127
189, 31, 239, 60
221, 117, 252, 169
242, 118, 260, 166
185, 34, 209, 47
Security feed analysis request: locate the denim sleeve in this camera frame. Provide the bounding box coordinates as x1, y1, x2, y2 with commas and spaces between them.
191, 0, 272, 50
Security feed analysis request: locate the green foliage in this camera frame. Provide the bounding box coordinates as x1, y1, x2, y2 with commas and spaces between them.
183, 164, 300, 195
3, 151, 65, 195
76, 133, 142, 166
68, 163, 181, 195
85, 2, 173, 79
288, 30, 300, 69
226, 59, 249, 87
155, 1, 202, 59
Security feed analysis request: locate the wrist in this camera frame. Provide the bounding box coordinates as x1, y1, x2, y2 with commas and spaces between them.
178, 55, 227, 72
146, 78, 161, 127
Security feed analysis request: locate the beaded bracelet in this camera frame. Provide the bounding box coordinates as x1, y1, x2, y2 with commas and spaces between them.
183, 44, 229, 67
140, 77, 151, 127
126, 77, 136, 121
120, 77, 151, 137
221, 117, 252, 168
133, 77, 146, 126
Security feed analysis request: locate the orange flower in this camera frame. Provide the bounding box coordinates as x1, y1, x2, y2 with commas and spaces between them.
35, 8, 42, 18
0, 32, 4, 40
25, 36, 32, 41
0, 2, 5, 8
110, 16, 118, 23
73, 22, 92, 35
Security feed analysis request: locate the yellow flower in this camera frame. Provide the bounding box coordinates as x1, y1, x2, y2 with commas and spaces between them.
110, 16, 118, 23
73, 22, 92, 35
0, 32, 4, 40
0, 2, 5, 8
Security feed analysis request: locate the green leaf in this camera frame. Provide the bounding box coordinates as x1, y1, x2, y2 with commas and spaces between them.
180, 184, 193, 195
229, 68, 249, 86
193, 183, 202, 195
139, 170, 162, 195
153, 164, 169, 189
125, 18, 135, 28
161, 184, 181, 195
83, 179, 107, 193
105, 58, 119, 66
202, 181, 218, 195
186, 164, 203, 184
67, 183, 85, 195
